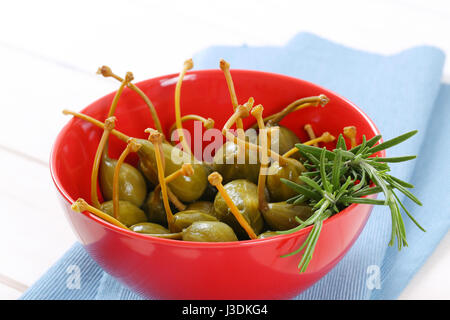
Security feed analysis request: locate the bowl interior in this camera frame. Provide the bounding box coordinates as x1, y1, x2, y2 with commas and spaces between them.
52, 69, 380, 228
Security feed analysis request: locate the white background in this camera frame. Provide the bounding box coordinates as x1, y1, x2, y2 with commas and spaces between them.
0, 0, 448, 299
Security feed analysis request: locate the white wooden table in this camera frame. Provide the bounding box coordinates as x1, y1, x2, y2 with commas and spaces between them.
0, 0, 448, 299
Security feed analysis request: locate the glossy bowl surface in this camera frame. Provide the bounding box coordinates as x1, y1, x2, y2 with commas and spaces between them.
51, 69, 384, 299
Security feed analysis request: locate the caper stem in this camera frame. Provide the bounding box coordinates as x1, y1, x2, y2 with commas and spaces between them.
167, 188, 187, 211
71, 198, 130, 230
168, 114, 214, 143
102, 72, 134, 158
147, 129, 176, 232
250, 102, 314, 129
63, 110, 130, 142
90, 73, 133, 208
65, 110, 190, 213
164, 163, 194, 184
266, 95, 329, 126
343, 126, 357, 148
304, 124, 318, 147
220, 59, 244, 130
152, 164, 193, 211
128, 82, 164, 135
223, 130, 288, 166
174, 59, 194, 156
107, 72, 134, 117
208, 172, 258, 240
222, 108, 288, 166
113, 138, 142, 219
152, 185, 187, 212
90, 117, 116, 208
222, 98, 254, 160
251, 105, 270, 212
223, 104, 251, 132
283, 132, 336, 158
97, 66, 164, 134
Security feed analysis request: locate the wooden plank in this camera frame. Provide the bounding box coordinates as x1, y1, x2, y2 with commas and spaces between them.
0, 283, 22, 300
0, 46, 116, 163
0, 1, 448, 75
0, 150, 75, 285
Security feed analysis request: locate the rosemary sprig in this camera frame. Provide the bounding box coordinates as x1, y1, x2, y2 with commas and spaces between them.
279, 130, 424, 273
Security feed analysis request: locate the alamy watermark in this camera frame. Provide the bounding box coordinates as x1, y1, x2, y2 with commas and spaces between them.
66, 264, 81, 290
169, 121, 280, 174
366, 264, 381, 290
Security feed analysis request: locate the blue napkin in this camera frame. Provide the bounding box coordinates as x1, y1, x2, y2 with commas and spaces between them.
21, 33, 448, 300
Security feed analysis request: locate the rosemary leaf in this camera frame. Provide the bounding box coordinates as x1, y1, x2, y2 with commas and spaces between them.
385, 176, 423, 206
352, 186, 383, 197
280, 178, 322, 201
350, 134, 381, 153
387, 175, 414, 189
331, 149, 342, 190
320, 148, 332, 193
373, 155, 417, 163
299, 176, 325, 195
336, 134, 347, 150
340, 196, 386, 205
392, 191, 426, 232
280, 130, 423, 273
368, 130, 417, 155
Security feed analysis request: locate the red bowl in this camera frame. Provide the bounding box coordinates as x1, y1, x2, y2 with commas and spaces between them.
50, 69, 384, 299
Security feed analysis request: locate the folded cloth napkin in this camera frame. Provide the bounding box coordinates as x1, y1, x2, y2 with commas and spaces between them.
21, 33, 449, 300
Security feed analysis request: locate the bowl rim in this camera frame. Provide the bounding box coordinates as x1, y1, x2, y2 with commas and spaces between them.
50, 68, 384, 248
